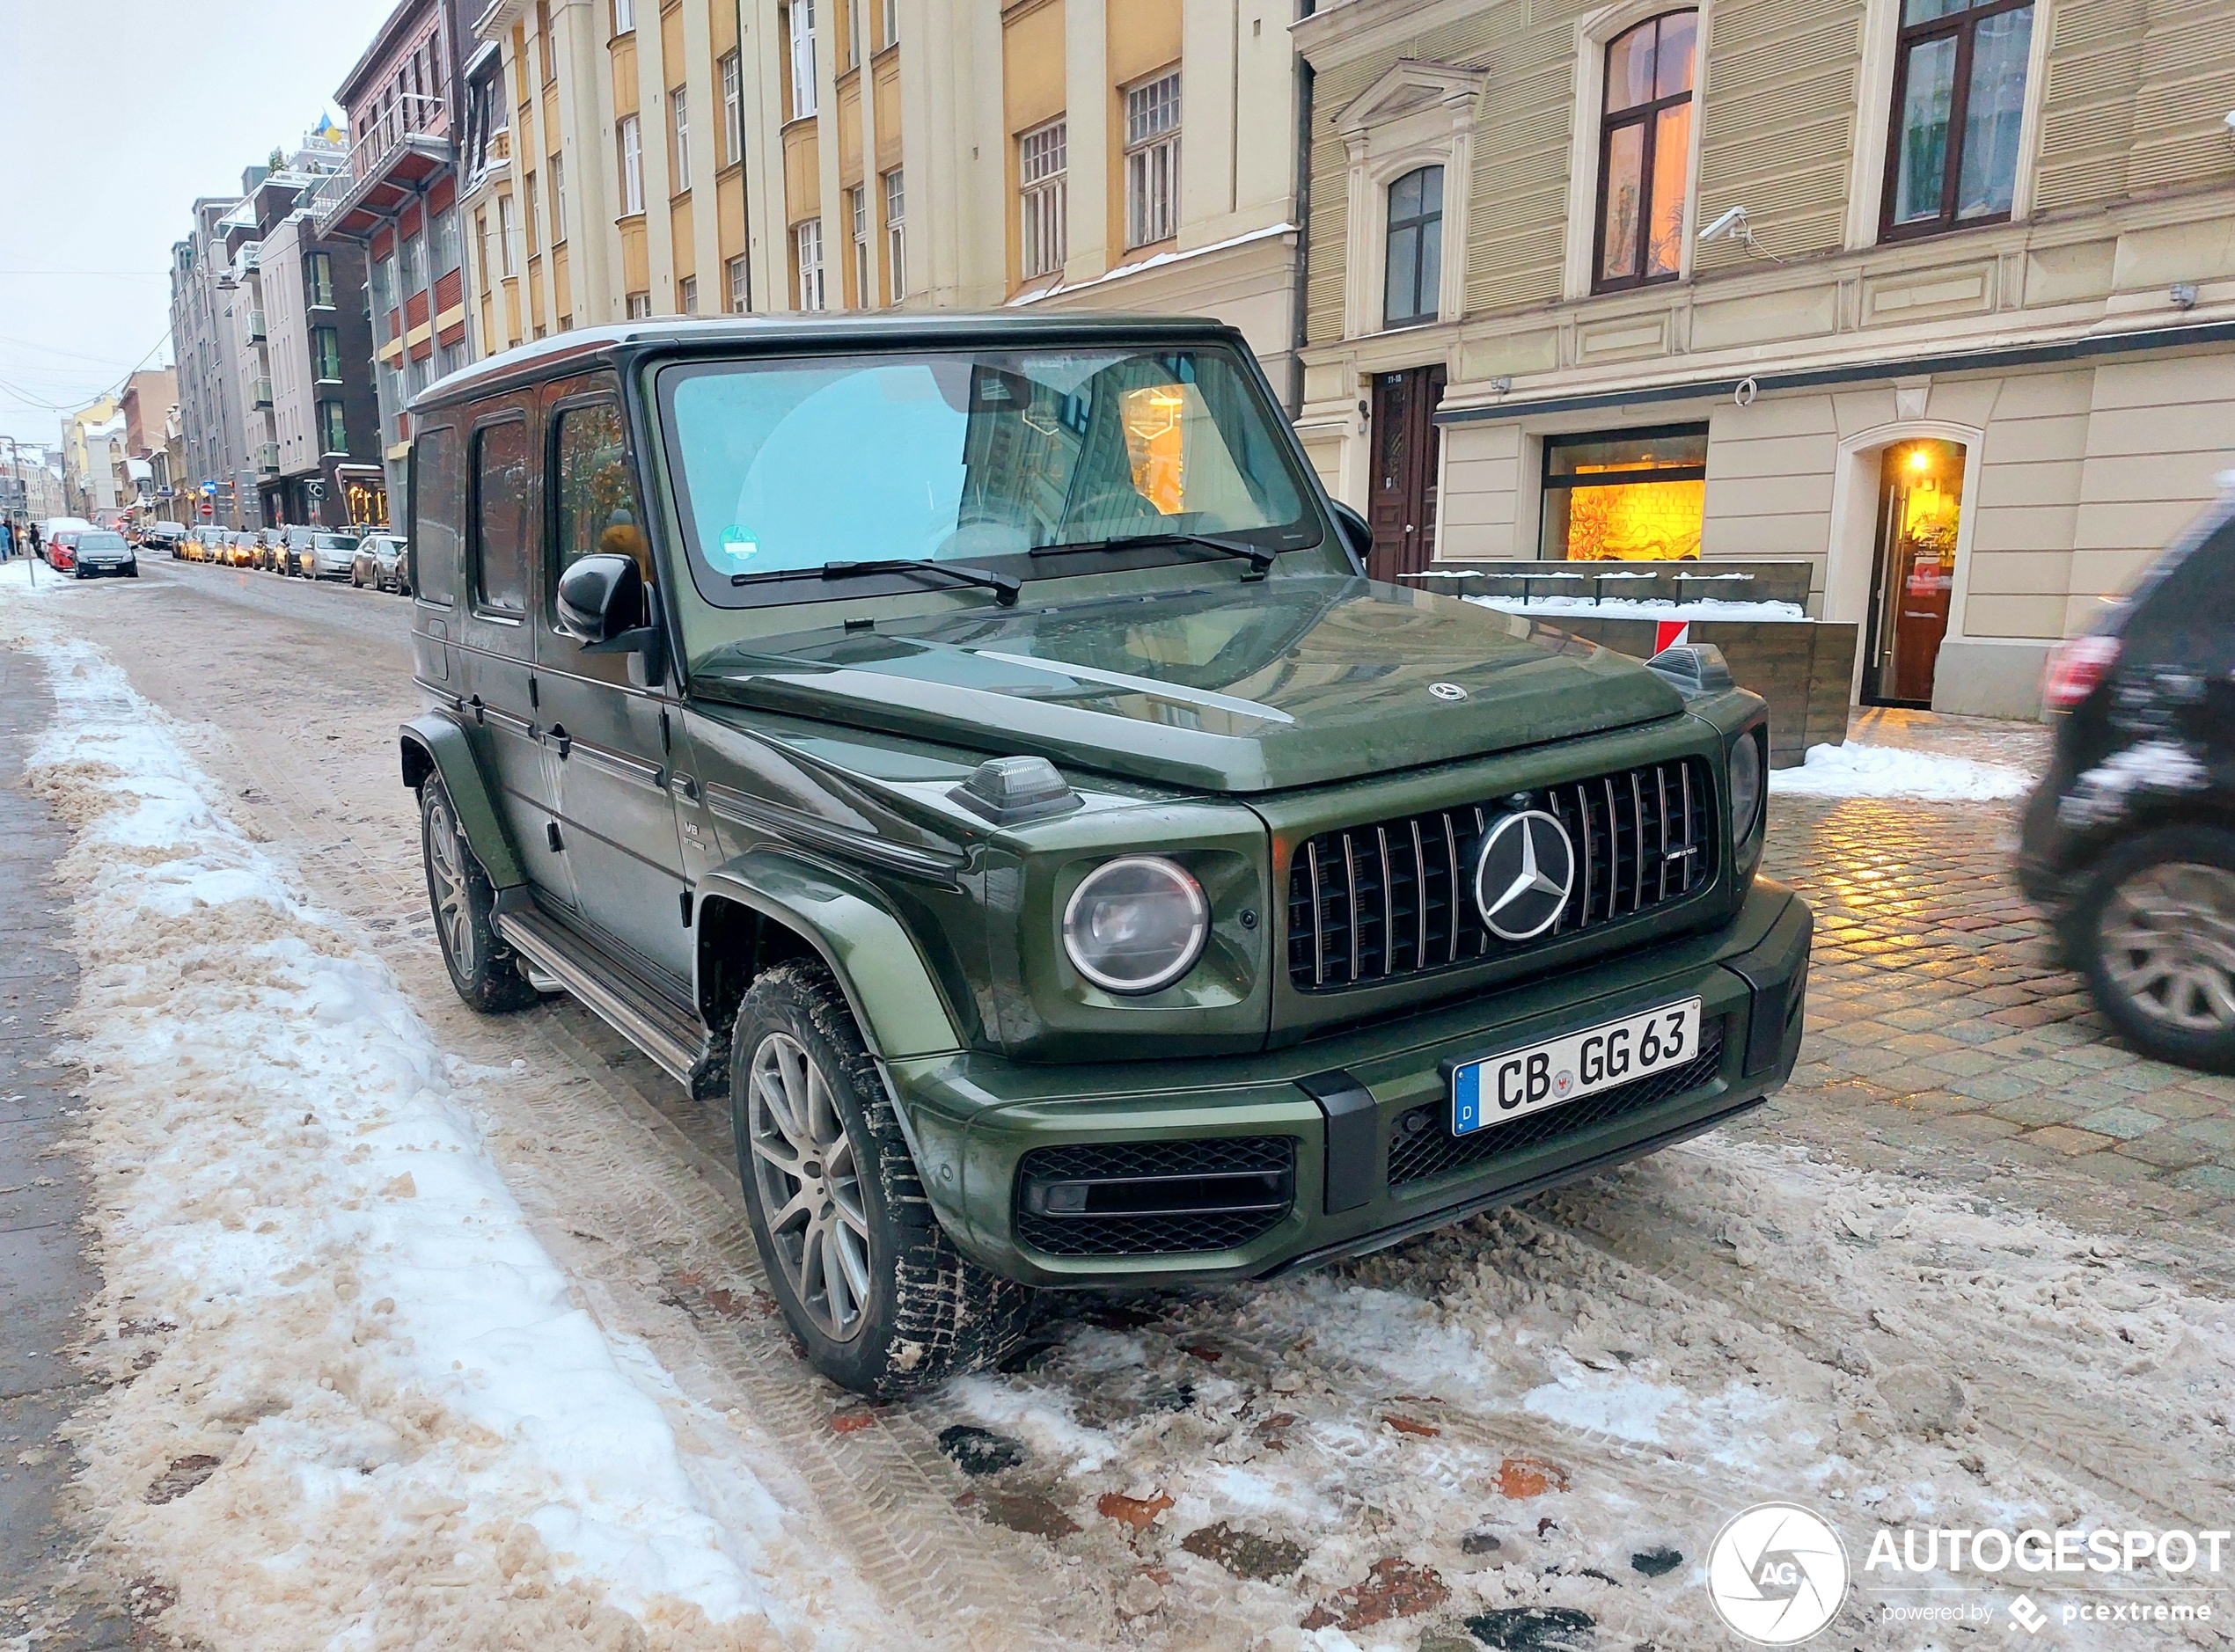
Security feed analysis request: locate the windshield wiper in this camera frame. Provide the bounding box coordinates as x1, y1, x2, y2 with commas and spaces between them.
1031, 531, 1278, 579
729, 559, 1020, 606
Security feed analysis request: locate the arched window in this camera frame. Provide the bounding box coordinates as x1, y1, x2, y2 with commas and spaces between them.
1594, 11, 1697, 291
1382, 165, 1444, 328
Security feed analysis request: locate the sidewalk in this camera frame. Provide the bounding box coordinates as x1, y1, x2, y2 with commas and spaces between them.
0, 646, 128, 1648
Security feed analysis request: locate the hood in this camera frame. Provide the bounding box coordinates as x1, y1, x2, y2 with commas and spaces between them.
692, 574, 1684, 793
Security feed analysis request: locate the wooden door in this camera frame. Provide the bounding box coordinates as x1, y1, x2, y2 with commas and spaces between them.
1367, 364, 1447, 583
1864, 439, 1963, 706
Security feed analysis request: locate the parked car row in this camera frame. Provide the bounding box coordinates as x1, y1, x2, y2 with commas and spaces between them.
170, 524, 411, 595
26, 516, 137, 578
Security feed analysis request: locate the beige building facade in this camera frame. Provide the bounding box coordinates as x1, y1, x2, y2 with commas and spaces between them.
1292, 0, 2235, 716
458, 0, 1303, 393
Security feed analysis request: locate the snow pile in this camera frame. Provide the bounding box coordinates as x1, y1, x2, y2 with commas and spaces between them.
4, 625, 885, 1649
1467, 592, 1810, 623
1771, 740, 2033, 801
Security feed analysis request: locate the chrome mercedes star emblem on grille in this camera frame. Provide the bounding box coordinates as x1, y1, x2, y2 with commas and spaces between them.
1474, 808, 1576, 941
1429, 682, 1468, 702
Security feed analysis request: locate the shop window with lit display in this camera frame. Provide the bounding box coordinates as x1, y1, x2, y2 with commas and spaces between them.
1539, 425, 1707, 560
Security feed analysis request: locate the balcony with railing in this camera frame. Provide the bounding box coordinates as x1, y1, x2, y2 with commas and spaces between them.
246, 310, 267, 340
309, 93, 453, 240
255, 442, 280, 475
252, 377, 274, 408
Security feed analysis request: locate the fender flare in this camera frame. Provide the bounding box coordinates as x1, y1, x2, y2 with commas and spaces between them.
697, 850, 963, 1061
398, 713, 527, 890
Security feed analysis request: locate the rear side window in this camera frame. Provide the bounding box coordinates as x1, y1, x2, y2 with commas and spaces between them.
411, 427, 461, 604
472, 419, 530, 614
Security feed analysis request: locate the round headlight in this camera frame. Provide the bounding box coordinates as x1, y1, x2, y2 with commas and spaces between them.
1728, 730, 1764, 843
1062, 856, 1209, 995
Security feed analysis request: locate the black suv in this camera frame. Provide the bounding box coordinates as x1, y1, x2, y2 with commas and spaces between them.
2019, 484, 2235, 1072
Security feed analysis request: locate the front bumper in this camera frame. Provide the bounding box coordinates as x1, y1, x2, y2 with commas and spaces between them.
890, 879, 1812, 1287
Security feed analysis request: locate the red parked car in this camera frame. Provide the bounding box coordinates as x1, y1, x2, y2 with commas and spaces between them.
44, 530, 81, 571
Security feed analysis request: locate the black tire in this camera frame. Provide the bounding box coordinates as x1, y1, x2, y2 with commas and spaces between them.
419, 777, 539, 1014
2072, 824, 2235, 1074
731, 961, 1029, 1397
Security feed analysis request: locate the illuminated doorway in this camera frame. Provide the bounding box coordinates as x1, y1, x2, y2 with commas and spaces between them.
1864, 437, 1965, 706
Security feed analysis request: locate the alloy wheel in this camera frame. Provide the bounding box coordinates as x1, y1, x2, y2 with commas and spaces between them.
2099, 861, 2235, 1035
746, 1031, 873, 1341
425, 793, 479, 978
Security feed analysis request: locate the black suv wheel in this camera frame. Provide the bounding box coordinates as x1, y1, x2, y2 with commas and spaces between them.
2074, 825, 2235, 1074
419, 777, 539, 1013
730, 961, 1027, 1396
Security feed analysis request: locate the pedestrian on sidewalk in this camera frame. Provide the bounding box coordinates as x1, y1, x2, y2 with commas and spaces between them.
26, 522, 40, 561
0, 520, 14, 560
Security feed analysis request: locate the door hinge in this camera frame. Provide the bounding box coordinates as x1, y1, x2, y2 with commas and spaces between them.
528, 676, 539, 709
679, 890, 694, 928
546, 822, 563, 854
660, 707, 671, 753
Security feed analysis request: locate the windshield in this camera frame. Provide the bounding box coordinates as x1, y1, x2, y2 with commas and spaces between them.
81, 533, 126, 550
316, 534, 360, 549
660, 344, 1321, 609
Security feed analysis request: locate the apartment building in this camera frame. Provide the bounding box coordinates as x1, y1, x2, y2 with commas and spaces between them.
262, 208, 385, 527
1291, 0, 2235, 716
172, 195, 258, 527
458, 0, 1302, 391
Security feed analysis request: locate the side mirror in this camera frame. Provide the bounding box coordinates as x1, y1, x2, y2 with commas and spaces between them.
555, 553, 643, 642
554, 553, 668, 681
1330, 500, 1373, 566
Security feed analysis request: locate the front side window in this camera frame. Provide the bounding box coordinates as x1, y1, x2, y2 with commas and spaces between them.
883, 169, 905, 302
1382, 165, 1443, 327
660, 346, 1317, 616
552, 402, 650, 590
619, 114, 644, 214
1539, 424, 1708, 560
1884, 0, 2034, 238
1595, 11, 1696, 290
1020, 118, 1066, 279
471, 419, 530, 612
671, 86, 692, 192
789, 0, 818, 120
795, 218, 825, 311
1124, 71, 1181, 248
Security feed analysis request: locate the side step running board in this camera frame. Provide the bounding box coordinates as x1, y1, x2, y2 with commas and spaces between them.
496, 902, 704, 1086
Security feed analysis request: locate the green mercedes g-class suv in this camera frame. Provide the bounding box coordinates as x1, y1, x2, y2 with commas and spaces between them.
399, 315, 1810, 1396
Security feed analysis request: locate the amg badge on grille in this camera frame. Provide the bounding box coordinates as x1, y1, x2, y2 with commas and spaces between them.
1473, 809, 1575, 940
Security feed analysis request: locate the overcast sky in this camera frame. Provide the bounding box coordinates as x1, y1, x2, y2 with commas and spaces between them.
0, 0, 399, 448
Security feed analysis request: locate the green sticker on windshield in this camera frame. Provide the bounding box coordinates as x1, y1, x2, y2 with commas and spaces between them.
712, 524, 761, 576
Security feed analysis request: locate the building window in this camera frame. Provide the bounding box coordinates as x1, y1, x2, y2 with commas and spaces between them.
721, 51, 744, 165
402, 230, 428, 296
496, 194, 518, 276
1594, 11, 1696, 291
618, 113, 644, 214
882, 169, 906, 302
1883, 0, 2034, 238
795, 218, 825, 311
670, 87, 691, 192
550, 153, 567, 243
612, 0, 634, 34
1382, 164, 1443, 327
627, 291, 652, 318
1019, 118, 1066, 279
728, 253, 749, 313
304, 252, 334, 309
789, 0, 818, 120
1124, 70, 1180, 249
537, 0, 555, 83
319, 400, 348, 455
524, 172, 541, 254
1539, 425, 1709, 561
849, 186, 868, 306
882, 0, 896, 49
679, 274, 698, 314
433, 208, 462, 277
311, 326, 343, 381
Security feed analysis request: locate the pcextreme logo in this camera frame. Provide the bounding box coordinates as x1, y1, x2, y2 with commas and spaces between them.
1707, 1502, 1851, 1645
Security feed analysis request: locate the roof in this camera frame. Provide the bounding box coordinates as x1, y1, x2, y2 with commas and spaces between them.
411, 311, 1240, 414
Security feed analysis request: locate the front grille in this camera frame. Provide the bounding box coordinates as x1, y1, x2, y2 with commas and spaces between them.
1014, 1137, 1294, 1257
1286, 758, 1715, 991
1388, 1020, 1726, 1188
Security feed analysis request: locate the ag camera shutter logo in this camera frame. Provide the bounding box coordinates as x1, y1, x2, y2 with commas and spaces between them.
1708, 1502, 1850, 1644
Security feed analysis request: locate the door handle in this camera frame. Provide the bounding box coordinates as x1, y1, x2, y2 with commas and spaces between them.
468, 693, 485, 724
670, 772, 700, 803
546, 723, 571, 759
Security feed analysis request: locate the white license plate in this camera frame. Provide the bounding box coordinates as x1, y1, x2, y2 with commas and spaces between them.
1451, 998, 1702, 1137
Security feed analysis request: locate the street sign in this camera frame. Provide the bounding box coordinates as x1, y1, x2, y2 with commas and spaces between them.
305, 480, 326, 502
199, 502, 214, 517
200, 481, 217, 495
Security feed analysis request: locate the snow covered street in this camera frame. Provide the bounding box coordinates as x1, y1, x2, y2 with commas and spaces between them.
6, 561, 2235, 1651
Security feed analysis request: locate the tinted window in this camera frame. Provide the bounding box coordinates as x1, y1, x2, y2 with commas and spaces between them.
316, 534, 360, 550
411, 426, 461, 604
553, 402, 650, 587
472, 419, 530, 613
